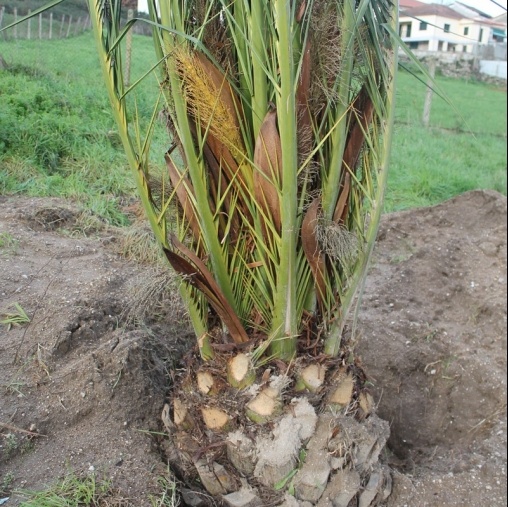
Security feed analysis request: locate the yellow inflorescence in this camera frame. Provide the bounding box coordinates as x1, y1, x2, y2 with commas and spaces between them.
175, 48, 245, 162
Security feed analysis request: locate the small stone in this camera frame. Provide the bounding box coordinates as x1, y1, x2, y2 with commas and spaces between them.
277, 494, 300, 507
195, 461, 237, 496
223, 489, 263, 507
358, 471, 382, 507
318, 469, 360, 507
227, 430, 256, 475
330, 457, 346, 470
181, 488, 208, 507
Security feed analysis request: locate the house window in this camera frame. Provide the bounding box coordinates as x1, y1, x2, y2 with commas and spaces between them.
479, 28, 484, 42
444, 24, 451, 33
406, 23, 412, 37
493, 29, 505, 42
464, 26, 469, 36
409, 41, 419, 49
420, 21, 428, 31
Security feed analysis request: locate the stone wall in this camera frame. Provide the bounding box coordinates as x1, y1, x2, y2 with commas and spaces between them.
399, 53, 507, 85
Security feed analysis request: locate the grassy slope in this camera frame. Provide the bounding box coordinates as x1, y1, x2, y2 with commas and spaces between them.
0, 33, 166, 224
0, 33, 506, 221
388, 70, 507, 211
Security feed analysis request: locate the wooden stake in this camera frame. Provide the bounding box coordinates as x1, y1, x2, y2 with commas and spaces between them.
27, 9, 31, 40
422, 58, 436, 128
0, 7, 5, 34
59, 15, 65, 38
124, 9, 134, 87
66, 15, 72, 38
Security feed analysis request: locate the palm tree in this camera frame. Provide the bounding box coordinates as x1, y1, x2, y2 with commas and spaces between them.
89, 0, 399, 504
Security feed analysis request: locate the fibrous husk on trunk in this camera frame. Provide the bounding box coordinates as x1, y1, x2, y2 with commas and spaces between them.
163, 348, 393, 507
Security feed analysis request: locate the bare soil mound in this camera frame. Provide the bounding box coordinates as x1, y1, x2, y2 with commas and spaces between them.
358, 190, 507, 506
0, 190, 506, 506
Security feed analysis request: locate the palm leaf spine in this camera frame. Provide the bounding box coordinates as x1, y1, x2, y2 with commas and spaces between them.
251, 0, 269, 137
268, 0, 300, 360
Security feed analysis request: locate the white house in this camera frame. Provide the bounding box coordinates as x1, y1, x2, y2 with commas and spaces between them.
399, 3, 507, 54
399, 4, 466, 52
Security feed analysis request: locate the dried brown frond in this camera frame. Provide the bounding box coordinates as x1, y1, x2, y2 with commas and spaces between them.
302, 199, 327, 308
253, 110, 283, 234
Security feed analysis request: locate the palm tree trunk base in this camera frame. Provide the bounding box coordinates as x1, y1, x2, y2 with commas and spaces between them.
163, 352, 393, 506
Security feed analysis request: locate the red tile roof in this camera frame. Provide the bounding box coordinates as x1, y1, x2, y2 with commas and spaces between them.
399, 0, 426, 8
402, 4, 465, 20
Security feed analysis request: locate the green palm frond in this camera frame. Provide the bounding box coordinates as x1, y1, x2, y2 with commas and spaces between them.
85, 0, 399, 361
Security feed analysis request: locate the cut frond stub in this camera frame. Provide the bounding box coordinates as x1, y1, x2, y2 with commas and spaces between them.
245, 387, 283, 424
227, 353, 256, 390
196, 370, 216, 395
327, 372, 355, 409
201, 407, 231, 432
173, 398, 193, 430
295, 363, 328, 393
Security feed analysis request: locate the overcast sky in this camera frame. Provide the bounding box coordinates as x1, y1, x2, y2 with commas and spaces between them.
425, 0, 507, 17
137, 0, 507, 17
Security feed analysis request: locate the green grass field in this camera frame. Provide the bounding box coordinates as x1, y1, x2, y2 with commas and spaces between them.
388, 70, 507, 210
0, 33, 506, 222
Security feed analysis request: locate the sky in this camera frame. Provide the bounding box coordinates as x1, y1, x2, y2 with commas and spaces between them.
419, 0, 507, 17
137, 0, 508, 17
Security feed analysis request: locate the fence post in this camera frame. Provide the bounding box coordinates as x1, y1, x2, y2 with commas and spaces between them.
124, 9, 134, 87
0, 6, 4, 32
39, 13, 42, 39
74, 16, 81, 35
13, 7, 17, 39
49, 12, 53, 39
59, 14, 65, 37
66, 14, 72, 37
27, 9, 31, 39
422, 58, 436, 128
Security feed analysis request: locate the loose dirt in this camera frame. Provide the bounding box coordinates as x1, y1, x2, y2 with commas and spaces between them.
0, 190, 506, 506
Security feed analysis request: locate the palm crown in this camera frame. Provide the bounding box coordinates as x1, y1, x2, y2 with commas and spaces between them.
89, 0, 398, 365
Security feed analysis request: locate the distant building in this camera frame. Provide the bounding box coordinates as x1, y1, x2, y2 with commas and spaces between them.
399, 2, 507, 54
399, 0, 426, 11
